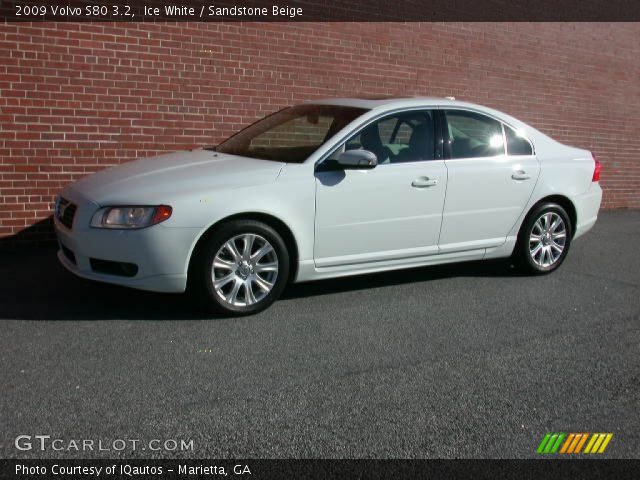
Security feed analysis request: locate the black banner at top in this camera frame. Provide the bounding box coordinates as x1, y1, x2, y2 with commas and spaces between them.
1, 0, 640, 21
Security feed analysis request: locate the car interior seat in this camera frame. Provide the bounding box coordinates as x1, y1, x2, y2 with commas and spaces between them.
360, 125, 393, 164
395, 119, 434, 162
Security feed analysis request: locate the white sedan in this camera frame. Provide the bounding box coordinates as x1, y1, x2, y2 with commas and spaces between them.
54, 97, 602, 315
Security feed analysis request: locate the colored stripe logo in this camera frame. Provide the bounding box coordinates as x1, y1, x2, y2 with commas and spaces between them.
537, 433, 613, 454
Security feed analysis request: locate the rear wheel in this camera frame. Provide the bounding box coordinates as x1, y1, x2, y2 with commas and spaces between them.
514, 203, 572, 274
194, 220, 289, 315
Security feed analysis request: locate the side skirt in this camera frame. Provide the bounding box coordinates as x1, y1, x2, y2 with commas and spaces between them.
296, 248, 488, 283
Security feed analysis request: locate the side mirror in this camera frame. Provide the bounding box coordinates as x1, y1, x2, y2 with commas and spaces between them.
335, 150, 378, 169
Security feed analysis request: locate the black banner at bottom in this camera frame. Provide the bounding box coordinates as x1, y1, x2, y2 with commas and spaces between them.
1, 459, 639, 479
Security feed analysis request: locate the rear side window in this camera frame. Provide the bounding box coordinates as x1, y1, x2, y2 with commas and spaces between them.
505, 125, 534, 156
444, 110, 505, 159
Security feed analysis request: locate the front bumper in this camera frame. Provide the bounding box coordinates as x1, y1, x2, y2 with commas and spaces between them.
56, 249, 189, 293
54, 192, 200, 293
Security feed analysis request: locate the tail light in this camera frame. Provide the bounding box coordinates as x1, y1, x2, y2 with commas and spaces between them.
591, 153, 601, 182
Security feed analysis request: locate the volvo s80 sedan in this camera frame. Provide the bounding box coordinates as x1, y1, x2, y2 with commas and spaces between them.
54, 97, 602, 315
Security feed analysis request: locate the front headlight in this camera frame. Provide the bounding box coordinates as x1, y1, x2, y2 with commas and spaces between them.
90, 205, 172, 229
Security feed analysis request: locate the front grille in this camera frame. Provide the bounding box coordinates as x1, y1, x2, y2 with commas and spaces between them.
60, 243, 76, 265
56, 197, 77, 230
90, 258, 138, 277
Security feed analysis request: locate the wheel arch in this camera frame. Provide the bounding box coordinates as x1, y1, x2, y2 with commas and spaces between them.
524, 194, 577, 237
187, 212, 300, 288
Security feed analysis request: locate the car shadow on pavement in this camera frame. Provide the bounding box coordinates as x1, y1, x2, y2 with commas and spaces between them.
0, 245, 522, 321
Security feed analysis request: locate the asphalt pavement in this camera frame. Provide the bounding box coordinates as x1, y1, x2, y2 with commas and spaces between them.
1, 210, 638, 459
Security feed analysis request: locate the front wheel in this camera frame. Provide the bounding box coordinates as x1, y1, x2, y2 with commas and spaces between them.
514, 203, 572, 274
194, 220, 290, 316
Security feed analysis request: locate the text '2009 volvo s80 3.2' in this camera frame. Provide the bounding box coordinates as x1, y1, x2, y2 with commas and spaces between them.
54, 97, 602, 315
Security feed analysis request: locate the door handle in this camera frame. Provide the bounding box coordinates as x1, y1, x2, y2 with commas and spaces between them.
511, 170, 531, 181
411, 177, 438, 188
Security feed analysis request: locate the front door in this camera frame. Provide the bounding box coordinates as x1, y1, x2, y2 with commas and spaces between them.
314, 110, 447, 268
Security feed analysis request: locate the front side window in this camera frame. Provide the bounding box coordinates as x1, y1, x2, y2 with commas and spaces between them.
444, 110, 505, 159
341, 111, 436, 164
216, 105, 367, 163
505, 124, 534, 156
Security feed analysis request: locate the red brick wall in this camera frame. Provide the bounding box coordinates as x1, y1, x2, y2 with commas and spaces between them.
1, 22, 639, 244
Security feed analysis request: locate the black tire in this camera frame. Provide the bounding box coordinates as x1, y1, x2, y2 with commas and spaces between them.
513, 202, 572, 275
193, 220, 290, 316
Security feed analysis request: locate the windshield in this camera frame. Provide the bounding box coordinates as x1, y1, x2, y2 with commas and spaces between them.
215, 105, 368, 163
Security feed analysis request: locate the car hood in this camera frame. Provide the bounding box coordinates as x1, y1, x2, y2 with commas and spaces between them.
68, 149, 284, 205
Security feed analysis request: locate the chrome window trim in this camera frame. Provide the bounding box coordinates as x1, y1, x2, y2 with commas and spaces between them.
315, 104, 536, 169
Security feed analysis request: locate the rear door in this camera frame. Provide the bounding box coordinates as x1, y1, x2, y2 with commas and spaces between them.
438, 109, 540, 252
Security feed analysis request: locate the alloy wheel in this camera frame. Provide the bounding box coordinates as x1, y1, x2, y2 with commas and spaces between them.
212, 234, 279, 307
529, 212, 567, 268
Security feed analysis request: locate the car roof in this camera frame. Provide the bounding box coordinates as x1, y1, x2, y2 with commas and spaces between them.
307, 96, 480, 111
306, 96, 539, 135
